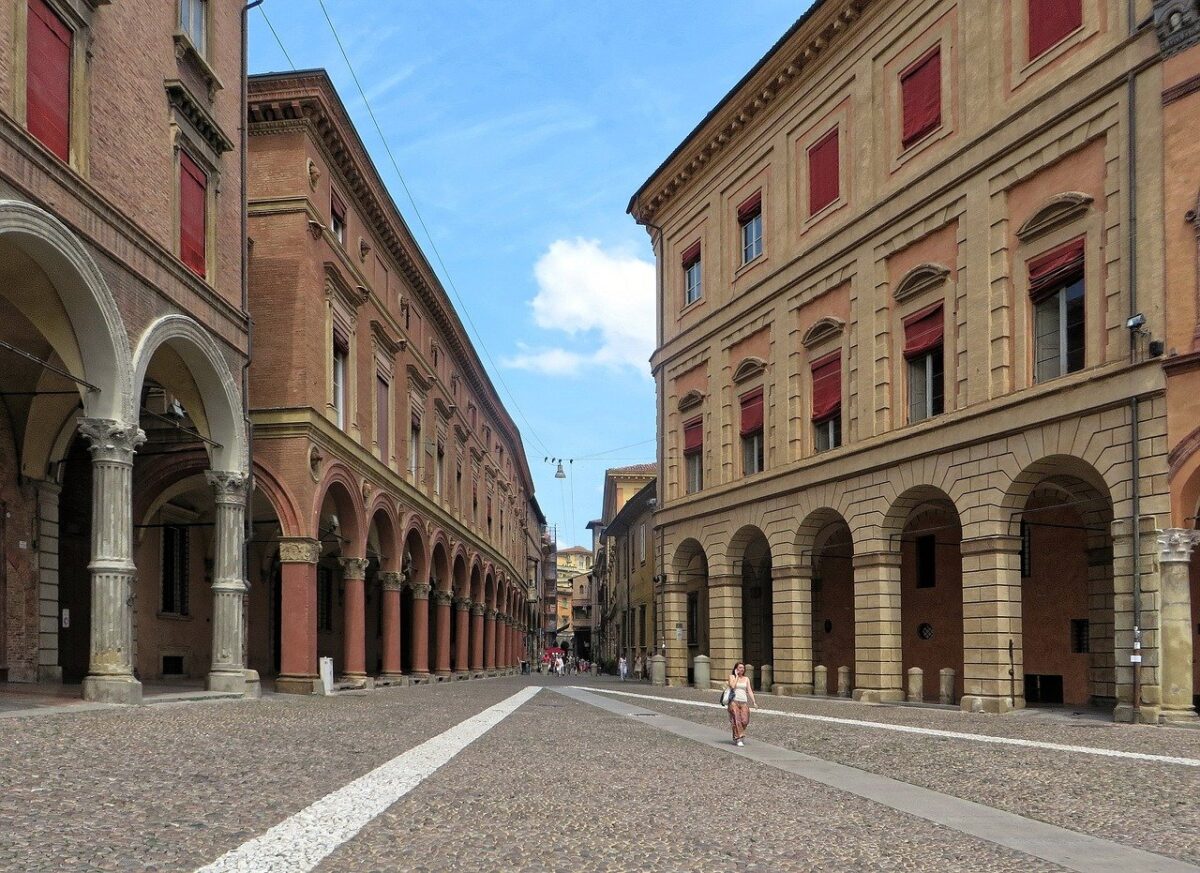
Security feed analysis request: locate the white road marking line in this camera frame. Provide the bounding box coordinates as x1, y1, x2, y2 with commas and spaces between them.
572, 686, 1200, 767
195, 686, 541, 873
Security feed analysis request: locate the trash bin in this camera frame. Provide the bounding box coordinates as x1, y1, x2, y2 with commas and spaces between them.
318, 656, 334, 696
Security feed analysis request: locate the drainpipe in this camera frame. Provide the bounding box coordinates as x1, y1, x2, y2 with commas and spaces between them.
1125, 0, 1143, 718
241, 1, 263, 587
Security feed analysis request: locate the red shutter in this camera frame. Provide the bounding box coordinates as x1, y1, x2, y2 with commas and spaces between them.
903, 303, 945, 358
739, 389, 763, 437
808, 127, 840, 215
1028, 237, 1084, 301
683, 418, 703, 454
376, 375, 389, 457
680, 241, 701, 268
179, 151, 207, 278
26, 0, 71, 162
737, 191, 762, 223
901, 47, 941, 147
1028, 0, 1082, 60
811, 352, 842, 422
331, 189, 346, 222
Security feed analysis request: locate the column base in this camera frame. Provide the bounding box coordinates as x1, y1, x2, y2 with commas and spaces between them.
243, 670, 262, 699
959, 695, 1020, 714
207, 670, 248, 695
1158, 706, 1199, 724
772, 684, 814, 697
376, 673, 409, 687
275, 674, 319, 695
82, 674, 142, 705
408, 672, 432, 685
434, 671, 453, 681
1113, 702, 1162, 724
853, 688, 904, 704
336, 674, 372, 691
453, 672, 470, 681
37, 666, 63, 683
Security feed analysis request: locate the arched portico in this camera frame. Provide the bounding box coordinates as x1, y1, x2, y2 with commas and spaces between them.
666, 538, 708, 686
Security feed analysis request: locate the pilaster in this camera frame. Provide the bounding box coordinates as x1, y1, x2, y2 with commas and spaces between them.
661, 582, 689, 686
771, 565, 813, 695
35, 480, 62, 683
707, 574, 742, 686
958, 534, 1022, 713
852, 550, 903, 703
338, 557, 370, 681
379, 571, 405, 680
206, 471, 249, 695
276, 536, 321, 695
409, 581, 431, 678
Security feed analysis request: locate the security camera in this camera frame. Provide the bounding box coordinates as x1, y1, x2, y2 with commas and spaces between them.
1126, 313, 1146, 330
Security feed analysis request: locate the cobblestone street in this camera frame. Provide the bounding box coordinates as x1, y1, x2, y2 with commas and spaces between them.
1, 677, 1198, 872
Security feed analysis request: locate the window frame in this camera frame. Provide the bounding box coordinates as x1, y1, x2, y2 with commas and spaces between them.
375, 372, 389, 458
907, 346, 944, 423
739, 209, 763, 265
1033, 276, 1085, 384
684, 256, 702, 306
178, 0, 208, 59
331, 338, 348, 429
160, 523, 190, 616
330, 188, 347, 246
814, 416, 841, 453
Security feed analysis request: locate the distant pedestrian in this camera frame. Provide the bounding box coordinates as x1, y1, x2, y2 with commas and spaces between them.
726, 661, 756, 746
634, 653, 644, 681
619, 655, 628, 681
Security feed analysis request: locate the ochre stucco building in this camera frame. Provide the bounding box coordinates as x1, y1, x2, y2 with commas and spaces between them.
246, 70, 539, 691
0, 0, 253, 704
630, 0, 1200, 721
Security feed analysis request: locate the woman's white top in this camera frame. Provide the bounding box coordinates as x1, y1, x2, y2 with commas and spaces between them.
732, 677, 749, 704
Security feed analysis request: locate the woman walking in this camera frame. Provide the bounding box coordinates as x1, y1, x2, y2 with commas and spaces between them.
726, 662, 756, 746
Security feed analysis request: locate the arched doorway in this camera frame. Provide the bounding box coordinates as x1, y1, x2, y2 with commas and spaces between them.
730, 526, 772, 688
671, 538, 709, 686
808, 513, 854, 693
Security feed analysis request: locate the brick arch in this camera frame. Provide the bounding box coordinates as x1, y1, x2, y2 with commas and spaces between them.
402, 523, 429, 586
483, 568, 496, 608
469, 556, 484, 601
132, 450, 210, 525
429, 538, 452, 592
252, 459, 304, 539
313, 463, 365, 556
365, 496, 401, 572
452, 551, 469, 596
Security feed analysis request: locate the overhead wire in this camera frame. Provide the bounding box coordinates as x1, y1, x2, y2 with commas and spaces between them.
258, 4, 295, 69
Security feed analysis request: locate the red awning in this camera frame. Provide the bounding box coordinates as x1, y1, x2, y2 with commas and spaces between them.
811, 352, 841, 422
903, 302, 944, 358
683, 418, 703, 453
1028, 238, 1084, 301
1029, 0, 1082, 59
680, 241, 701, 268
737, 191, 762, 223
739, 389, 763, 436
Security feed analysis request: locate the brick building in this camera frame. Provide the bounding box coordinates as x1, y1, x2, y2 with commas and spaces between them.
631, 0, 1200, 721
245, 70, 538, 691
0, 0, 252, 704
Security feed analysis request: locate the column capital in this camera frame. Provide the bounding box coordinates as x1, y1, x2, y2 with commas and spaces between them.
79, 418, 145, 461
206, 470, 249, 503
410, 581, 431, 599
852, 550, 902, 570
454, 596, 471, 611
339, 557, 370, 580
707, 574, 741, 590
379, 571, 404, 591
278, 537, 321, 564
433, 589, 453, 606
486, 608, 498, 620
471, 602, 485, 616
1158, 528, 1200, 563
770, 564, 811, 580
960, 534, 1022, 557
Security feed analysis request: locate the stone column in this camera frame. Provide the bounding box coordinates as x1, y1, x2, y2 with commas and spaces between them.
409, 581, 431, 678
276, 537, 320, 694
852, 550, 903, 703
206, 471, 250, 694
1112, 517, 1161, 723
453, 597, 470, 675
470, 602, 485, 672
79, 419, 145, 705
484, 608, 497, 671
662, 582, 688, 686
433, 589, 453, 677
379, 571, 404, 679
771, 565, 813, 695
707, 574, 742, 686
959, 534, 1023, 713
338, 557, 370, 681
1158, 530, 1199, 722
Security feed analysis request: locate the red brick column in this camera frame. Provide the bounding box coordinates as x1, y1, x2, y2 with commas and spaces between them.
498, 615, 509, 668
339, 558, 369, 680
409, 582, 431, 677
454, 598, 470, 674
434, 590, 453, 677
484, 608, 497, 671
379, 572, 404, 678
277, 538, 320, 694
470, 603, 485, 672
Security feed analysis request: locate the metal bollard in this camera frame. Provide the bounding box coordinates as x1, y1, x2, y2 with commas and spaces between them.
813, 665, 828, 696
760, 664, 773, 693
837, 665, 851, 697
939, 667, 955, 705
907, 667, 924, 702
693, 654, 711, 689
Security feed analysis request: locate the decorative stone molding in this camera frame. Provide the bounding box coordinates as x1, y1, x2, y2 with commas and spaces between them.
1158, 529, 1200, 563
433, 589, 454, 606
1154, 0, 1200, 57
731, 356, 767, 383
454, 597, 471, 611
1015, 193, 1093, 242
339, 557, 370, 580
79, 418, 146, 459
486, 608, 498, 621
205, 470, 248, 504
800, 316, 846, 349
410, 582, 431, 599
677, 389, 705, 412
892, 264, 950, 303
470, 602, 485, 616
379, 571, 405, 591
164, 80, 233, 160
371, 320, 405, 356
278, 537, 321, 564
307, 158, 321, 190
359, 237, 371, 262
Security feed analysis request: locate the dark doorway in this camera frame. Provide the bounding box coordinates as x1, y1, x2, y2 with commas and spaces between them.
59, 438, 92, 684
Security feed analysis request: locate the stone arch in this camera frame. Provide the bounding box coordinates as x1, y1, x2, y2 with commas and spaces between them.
131, 314, 246, 473
313, 464, 365, 557
0, 199, 130, 423
402, 522, 428, 586
366, 497, 401, 572
430, 538, 452, 592
671, 538, 709, 683
484, 568, 496, 608
469, 557, 484, 602
452, 551, 469, 596
252, 459, 303, 539
798, 507, 854, 691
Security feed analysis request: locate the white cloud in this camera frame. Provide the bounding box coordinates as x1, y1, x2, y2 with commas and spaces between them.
503, 238, 655, 377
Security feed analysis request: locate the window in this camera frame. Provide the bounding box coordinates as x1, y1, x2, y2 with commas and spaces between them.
811, 352, 842, 452
681, 242, 702, 306
904, 303, 945, 423
808, 127, 840, 215
161, 524, 189, 615
487, 497, 493, 537
179, 0, 207, 56
683, 417, 703, 494
1020, 520, 1032, 577
330, 189, 347, 245
900, 47, 941, 148
740, 388, 764, 475
1029, 0, 1082, 60
435, 444, 445, 496
317, 566, 333, 632
638, 524, 646, 564
27, 0, 72, 162
456, 463, 463, 508
687, 591, 699, 646
915, 534, 937, 588
375, 374, 389, 457
737, 192, 763, 264
409, 414, 421, 478
332, 336, 348, 429
1030, 239, 1085, 383
639, 604, 647, 647
179, 150, 207, 278
1070, 618, 1090, 654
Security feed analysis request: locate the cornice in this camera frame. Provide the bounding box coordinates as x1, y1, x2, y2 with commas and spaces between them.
164, 80, 233, 155
627, 0, 870, 223
370, 319, 405, 355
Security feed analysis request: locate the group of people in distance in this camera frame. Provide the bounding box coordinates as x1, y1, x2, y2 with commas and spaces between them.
539, 651, 589, 676
616, 649, 654, 681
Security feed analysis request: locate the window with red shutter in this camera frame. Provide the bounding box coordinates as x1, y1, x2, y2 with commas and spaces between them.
811, 352, 843, 452
26, 0, 72, 162
683, 417, 703, 493
900, 47, 941, 148
808, 127, 840, 215
179, 150, 207, 278
1028, 0, 1082, 61
739, 389, 764, 475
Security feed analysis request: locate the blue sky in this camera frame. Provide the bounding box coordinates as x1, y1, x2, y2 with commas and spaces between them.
250, 1, 809, 547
